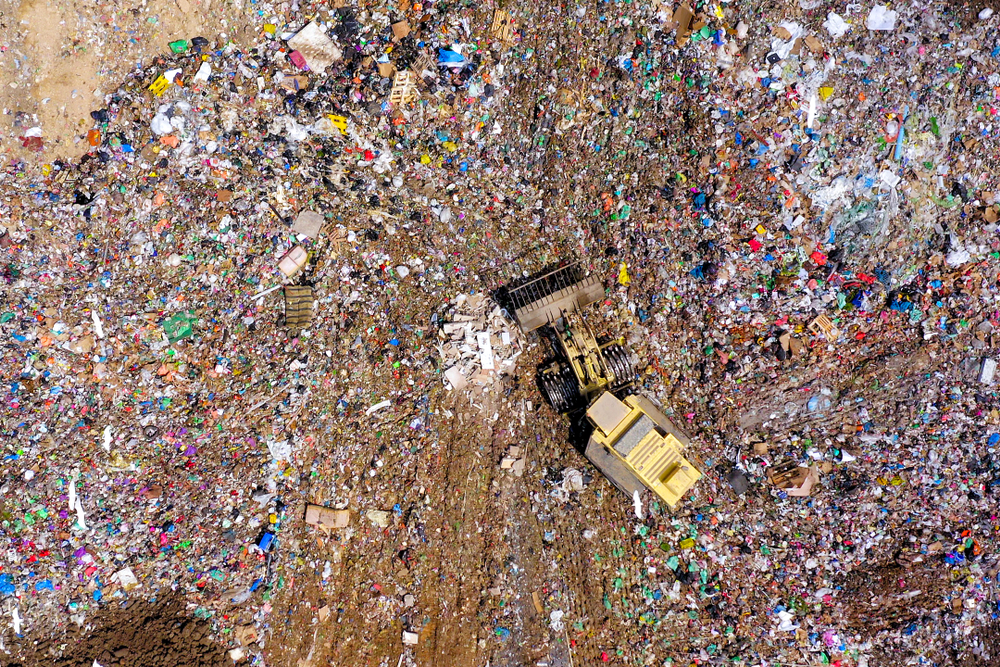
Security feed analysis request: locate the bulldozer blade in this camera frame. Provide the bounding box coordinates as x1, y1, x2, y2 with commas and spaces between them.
508, 262, 604, 332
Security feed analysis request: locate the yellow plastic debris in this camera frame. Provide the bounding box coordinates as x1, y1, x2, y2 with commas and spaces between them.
327, 114, 348, 135
818, 86, 834, 101
149, 75, 172, 96
618, 262, 631, 287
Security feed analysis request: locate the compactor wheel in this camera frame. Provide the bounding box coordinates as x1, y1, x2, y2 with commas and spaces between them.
606, 344, 634, 385
541, 366, 580, 413
560, 366, 580, 409
542, 373, 565, 412
607, 348, 627, 383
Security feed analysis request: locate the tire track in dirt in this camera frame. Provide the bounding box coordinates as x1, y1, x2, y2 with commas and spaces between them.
265, 384, 552, 667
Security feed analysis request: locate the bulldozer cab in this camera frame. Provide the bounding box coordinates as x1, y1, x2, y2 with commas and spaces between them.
585, 393, 702, 508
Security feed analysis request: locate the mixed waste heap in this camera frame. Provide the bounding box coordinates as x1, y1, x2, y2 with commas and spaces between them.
2, 0, 1000, 665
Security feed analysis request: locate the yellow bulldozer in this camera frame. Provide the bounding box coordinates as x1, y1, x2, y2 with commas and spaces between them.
506, 262, 701, 508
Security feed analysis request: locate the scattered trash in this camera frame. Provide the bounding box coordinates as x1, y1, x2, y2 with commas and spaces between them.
439, 294, 522, 391
1, 0, 997, 664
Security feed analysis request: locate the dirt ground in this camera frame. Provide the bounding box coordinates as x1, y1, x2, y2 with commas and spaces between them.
259, 367, 599, 667
0, 0, 252, 159
7, 597, 229, 667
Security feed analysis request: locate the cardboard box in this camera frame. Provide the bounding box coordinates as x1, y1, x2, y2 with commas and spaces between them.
391, 20, 410, 39
305, 504, 351, 529
377, 61, 396, 78
278, 245, 309, 278
767, 460, 819, 497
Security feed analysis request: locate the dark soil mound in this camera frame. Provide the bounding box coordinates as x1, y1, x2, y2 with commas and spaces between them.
7, 597, 230, 667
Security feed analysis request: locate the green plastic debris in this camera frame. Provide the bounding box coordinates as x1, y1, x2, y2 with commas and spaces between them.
162, 312, 197, 342
930, 195, 960, 208
169, 40, 189, 54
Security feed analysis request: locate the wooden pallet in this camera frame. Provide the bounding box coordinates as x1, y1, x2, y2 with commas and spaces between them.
284, 285, 314, 331
808, 314, 841, 342
490, 9, 515, 44
389, 70, 419, 107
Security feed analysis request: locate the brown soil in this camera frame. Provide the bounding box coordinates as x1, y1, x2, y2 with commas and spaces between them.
951, 619, 1000, 665
838, 553, 953, 637
0, 0, 253, 160
7, 598, 229, 667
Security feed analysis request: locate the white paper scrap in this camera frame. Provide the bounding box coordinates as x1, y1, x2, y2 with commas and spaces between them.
476, 332, 495, 370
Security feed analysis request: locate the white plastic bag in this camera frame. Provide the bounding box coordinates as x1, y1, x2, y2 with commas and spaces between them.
150, 113, 173, 135
823, 12, 850, 38
866, 5, 897, 31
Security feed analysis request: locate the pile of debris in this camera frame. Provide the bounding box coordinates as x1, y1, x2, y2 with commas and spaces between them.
438, 294, 522, 392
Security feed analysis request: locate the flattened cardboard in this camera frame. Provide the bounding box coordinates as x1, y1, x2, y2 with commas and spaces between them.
286, 22, 343, 72
305, 504, 350, 529
674, 4, 694, 43
391, 20, 411, 39
804, 34, 824, 52
292, 210, 324, 238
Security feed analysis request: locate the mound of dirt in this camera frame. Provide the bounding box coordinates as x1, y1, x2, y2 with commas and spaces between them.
8, 597, 230, 667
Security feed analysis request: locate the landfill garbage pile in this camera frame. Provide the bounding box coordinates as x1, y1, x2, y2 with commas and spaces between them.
437, 293, 523, 392
3, 0, 1000, 666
